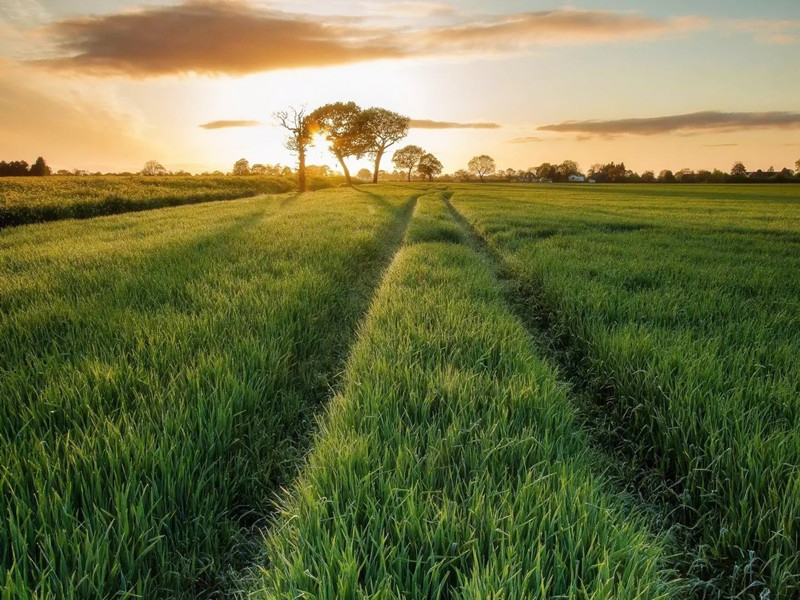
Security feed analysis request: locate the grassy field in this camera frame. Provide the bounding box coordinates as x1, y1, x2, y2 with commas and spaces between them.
0, 186, 414, 598
450, 183, 800, 598
1, 181, 798, 599
0, 176, 296, 228
251, 192, 678, 598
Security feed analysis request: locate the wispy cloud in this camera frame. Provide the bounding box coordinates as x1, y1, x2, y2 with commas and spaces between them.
411, 119, 500, 129
361, 1, 456, 17
726, 19, 800, 44
35, 1, 711, 77
199, 119, 261, 129
703, 143, 739, 147
538, 111, 800, 136
508, 136, 550, 143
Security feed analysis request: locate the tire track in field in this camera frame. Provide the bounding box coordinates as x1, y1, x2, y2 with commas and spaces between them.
222, 192, 420, 598
440, 191, 700, 591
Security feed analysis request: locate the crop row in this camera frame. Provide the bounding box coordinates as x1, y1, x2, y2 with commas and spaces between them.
0, 188, 415, 598
450, 184, 800, 597
251, 193, 678, 599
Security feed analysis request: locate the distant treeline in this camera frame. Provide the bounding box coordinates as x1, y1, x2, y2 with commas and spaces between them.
0, 157, 52, 177
448, 159, 800, 184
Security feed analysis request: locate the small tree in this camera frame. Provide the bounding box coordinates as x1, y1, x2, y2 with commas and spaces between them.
731, 162, 747, 176
468, 155, 495, 182
357, 168, 372, 180
310, 102, 364, 185
140, 160, 167, 176
641, 170, 655, 183
359, 107, 409, 183
657, 169, 675, 183
453, 169, 470, 182
417, 153, 443, 182
535, 162, 556, 180
795, 158, 800, 172
251, 163, 267, 175
557, 160, 579, 180
392, 145, 426, 181
232, 158, 250, 176
29, 157, 51, 176
275, 106, 312, 192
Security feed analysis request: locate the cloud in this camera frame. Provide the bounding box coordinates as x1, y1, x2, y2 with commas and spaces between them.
34, 1, 711, 77
37, 1, 404, 77
703, 143, 739, 147
537, 111, 800, 136
361, 2, 456, 17
726, 19, 800, 44
414, 10, 708, 52
508, 136, 549, 143
411, 119, 500, 129
199, 119, 262, 129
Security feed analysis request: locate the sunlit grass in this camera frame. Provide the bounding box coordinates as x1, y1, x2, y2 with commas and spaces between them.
251, 192, 678, 599
451, 183, 800, 598
0, 175, 296, 227
0, 187, 415, 599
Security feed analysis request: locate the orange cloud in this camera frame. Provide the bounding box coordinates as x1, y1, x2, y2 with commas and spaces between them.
38, 1, 403, 77
538, 111, 800, 136
411, 119, 500, 129
199, 120, 262, 129
414, 11, 708, 52
35, 1, 711, 77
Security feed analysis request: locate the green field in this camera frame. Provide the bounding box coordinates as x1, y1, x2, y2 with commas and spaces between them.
0, 176, 296, 228
1, 182, 798, 599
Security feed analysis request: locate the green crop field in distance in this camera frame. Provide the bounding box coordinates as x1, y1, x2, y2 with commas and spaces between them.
251, 192, 679, 599
0, 176, 297, 228
0, 186, 416, 599
449, 183, 800, 598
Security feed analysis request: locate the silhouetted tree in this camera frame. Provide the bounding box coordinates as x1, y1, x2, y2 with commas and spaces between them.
357, 168, 372, 180
589, 162, 629, 183
641, 171, 655, 182
417, 153, 443, 182
454, 169, 470, 182
468, 155, 495, 182
658, 169, 675, 183
28, 157, 51, 176
251, 163, 267, 175
392, 145, 426, 181
795, 158, 800, 172
731, 162, 747, 176
358, 107, 409, 183
232, 158, 251, 176
275, 106, 312, 192
535, 162, 556, 180
310, 102, 364, 185
0, 160, 29, 176
557, 160, 579, 180
140, 160, 167, 176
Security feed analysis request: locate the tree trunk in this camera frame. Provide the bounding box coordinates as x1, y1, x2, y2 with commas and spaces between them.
337, 153, 352, 185
298, 147, 307, 192
372, 147, 384, 184
407, 168, 412, 182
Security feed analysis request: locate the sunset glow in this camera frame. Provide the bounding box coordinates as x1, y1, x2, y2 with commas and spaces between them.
1, 0, 799, 174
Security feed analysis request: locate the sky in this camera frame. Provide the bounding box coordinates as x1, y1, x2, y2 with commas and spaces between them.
1, 0, 799, 175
